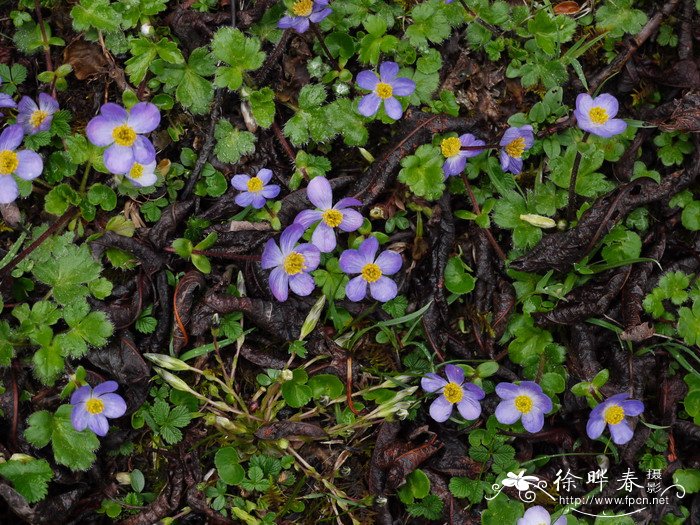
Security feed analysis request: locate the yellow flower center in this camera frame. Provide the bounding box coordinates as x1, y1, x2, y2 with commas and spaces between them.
0, 150, 19, 175
129, 163, 144, 179
29, 110, 49, 129
505, 137, 526, 159
589, 106, 609, 125
375, 82, 393, 100
283, 252, 306, 275
322, 209, 343, 228
443, 382, 464, 404
441, 137, 461, 158
361, 263, 382, 283
514, 395, 533, 414
112, 124, 137, 147
603, 404, 625, 425
292, 0, 313, 16
85, 398, 105, 415
247, 176, 264, 193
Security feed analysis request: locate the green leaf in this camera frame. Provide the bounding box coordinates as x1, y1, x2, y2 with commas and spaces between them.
326, 98, 368, 146
527, 10, 558, 55
601, 225, 642, 265
126, 37, 184, 84
449, 476, 483, 504
71, 0, 122, 32
152, 47, 216, 114
596, 0, 648, 38
0, 458, 54, 503
215, 447, 245, 485
211, 28, 265, 91
398, 144, 444, 201
55, 301, 114, 358
24, 405, 100, 471
213, 120, 256, 164
44, 183, 81, 216
404, 2, 451, 47
281, 380, 312, 408
444, 256, 476, 295
681, 201, 700, 231
87, 183, 117, 211
308, 374, 344, 399
247, 88, 276, 128
678, 302, 700, 346
482, 494, 524, 525
406, 494, 443, 520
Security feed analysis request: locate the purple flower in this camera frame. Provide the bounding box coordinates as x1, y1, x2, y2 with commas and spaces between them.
517, 506, 566, 525
0, 124, 43, 204
574, 93, 627, 138
495, 381, 552, 433
122, 160, 157, 187
499, 125, 534, 174
278, 0, 331, 33
232, 168, 280, 209
356, 62, 416, 120
70, 381, 127, 436
86, 102, 160, 175
421, 364, 485, 422
17, 93, 58, 135
261, 223, 320, 302
0, 78, 16, 113
293, 176, 362, 252
339, 236, 401, 302
441, 133, 485, 177
586, 393, 644, 445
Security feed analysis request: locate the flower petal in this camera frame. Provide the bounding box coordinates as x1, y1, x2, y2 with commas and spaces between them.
86, 116, 118, 147
369, 276, 397, 302
231, 174, 250, 191
17, 95, 38, 118
251, 194, 267, 209
127, 102, 161, 133
505, 157, 523, 174
593, 93, 619, 118
595, 118, 627, 138
345, 275, 367, 301
295, 243, 321, 271
457, 397, 481, 420
521, 409, 545, 433
495, 400, 521, 425
15, 150, 43, 180
309, 7, 332, 22
443, 155, 467, 177
129, 171, 157, 187
235, 191, 256, 207
38, 93, 59, 114
0, 124, 24, 151
261, 238, 283, 269
261, 184, 280, 199
586, 414, 606, 439
383, 97, 403, 120
356, 70, 380, 91
294, 209, 324, 228
99, 393, 127, 418
71, 405, 89, 432
391, 77, 416, 97
463, 383, 485, 400
257, 168, 274, 184
338, 208, 363, 232
280, 223, 305, 254
311, 222, 337, 252
575, 93, 594, 115
289, 273, 315, 296
0, 176, 18, 204
379, 61, 399, 81
375, 250, 402, 275
104, 144, 135, 174
334, 197, 362, 209
421, 373, 447, 393
88, 414, 110, 436
495, 382, 519, 400
444, 364, 464, 385
429, 395, 453, 422
620, 399, 644, 416
132, 136, 156, 164
358, 236, 379, 263
93, 381, 119, 396
609, 421, 633, 444
519, 506, 552, 525
307, 176, 333, 210
358, 93, 381, 117
100, 103, 128, 121
71, 385, 93, 405
269, 266, 290, 301
339, 248, 364, 274
0, 94, 16, 109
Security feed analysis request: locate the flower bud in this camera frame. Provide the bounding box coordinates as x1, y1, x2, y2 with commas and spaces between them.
143, 353, 193, 372
280, 369, 294, 382
116, 472, 132, 485
519, 214, 556, 229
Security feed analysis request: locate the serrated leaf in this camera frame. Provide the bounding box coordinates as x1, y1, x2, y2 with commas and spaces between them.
213, 120, 256, 164
398, 144, 444, 201
71, 0, 123, 32
0, 459, 54, 503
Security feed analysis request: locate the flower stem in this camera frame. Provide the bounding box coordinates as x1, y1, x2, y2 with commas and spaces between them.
310, 23, 340, 72
566, 132, 589, 222
33, 0, 55, 99
460, 172, 507, 262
